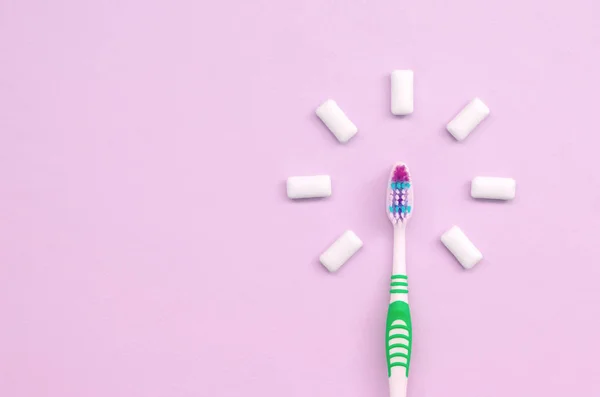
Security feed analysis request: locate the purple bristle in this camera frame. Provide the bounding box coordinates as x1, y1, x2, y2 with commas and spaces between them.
392, 165, 411, 182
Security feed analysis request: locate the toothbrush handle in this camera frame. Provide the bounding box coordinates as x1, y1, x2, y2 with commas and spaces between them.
386, 276, 412, 397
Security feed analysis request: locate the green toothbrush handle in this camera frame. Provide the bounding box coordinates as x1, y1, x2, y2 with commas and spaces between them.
386, 300, 413, 378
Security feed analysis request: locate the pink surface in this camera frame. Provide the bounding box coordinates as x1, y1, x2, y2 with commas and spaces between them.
1, 0, 600, 396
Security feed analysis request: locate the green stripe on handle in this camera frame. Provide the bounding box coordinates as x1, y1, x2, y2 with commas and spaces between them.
388, 343, 409, 349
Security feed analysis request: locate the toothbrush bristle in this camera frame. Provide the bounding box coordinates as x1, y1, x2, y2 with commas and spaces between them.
392, 165, 411, 182
387, 163, 413, 224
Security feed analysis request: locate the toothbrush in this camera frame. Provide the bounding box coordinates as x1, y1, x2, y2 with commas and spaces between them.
385, 162, 414, 397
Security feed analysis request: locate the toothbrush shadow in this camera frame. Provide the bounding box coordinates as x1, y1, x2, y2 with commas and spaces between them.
360, 167, 396, 233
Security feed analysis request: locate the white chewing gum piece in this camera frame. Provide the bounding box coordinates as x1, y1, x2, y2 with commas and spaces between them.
316, 100, 358, 143
319, 230, 363, 272
441, 226, 483, 269
446, 98, 490, 141
391, 70, 414, 115
471, 177, 516, 200
286, 175, 331, 199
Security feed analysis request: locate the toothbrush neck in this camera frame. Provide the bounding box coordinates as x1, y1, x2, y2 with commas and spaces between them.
393, 223, 407, 275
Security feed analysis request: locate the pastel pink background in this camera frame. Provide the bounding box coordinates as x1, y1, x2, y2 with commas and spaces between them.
1, 0, 600, 396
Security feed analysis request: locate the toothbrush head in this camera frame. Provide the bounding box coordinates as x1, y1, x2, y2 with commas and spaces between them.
387, 162, 413, 225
